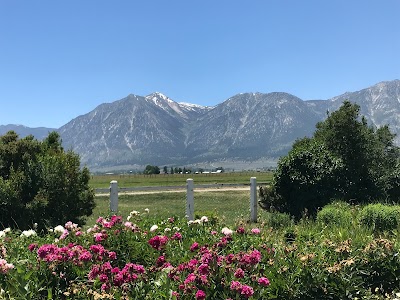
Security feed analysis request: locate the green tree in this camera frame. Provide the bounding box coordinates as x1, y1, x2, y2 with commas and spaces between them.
260, 101, 400, 218
170, 167, 174, 174
143, 165, 160, 175
0, 131, 94, 230
163, 166, 168, 174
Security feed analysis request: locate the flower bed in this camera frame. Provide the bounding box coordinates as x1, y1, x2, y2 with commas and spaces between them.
1, 209, 400, 299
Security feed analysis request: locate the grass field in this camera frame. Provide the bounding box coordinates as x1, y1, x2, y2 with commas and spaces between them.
89, 171, 273, 189
88, 172, 274, 228
88, 189, 270, 227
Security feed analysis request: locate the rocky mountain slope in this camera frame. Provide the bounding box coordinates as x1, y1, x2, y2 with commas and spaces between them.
3, 80, 400, 170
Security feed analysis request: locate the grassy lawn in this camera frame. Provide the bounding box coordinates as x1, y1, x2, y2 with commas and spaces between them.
88, 190, 268, 227
90, 172, 273, 189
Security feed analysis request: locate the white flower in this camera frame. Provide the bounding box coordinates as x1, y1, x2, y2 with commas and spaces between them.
3, 228, 11, 233
164, 228, 171, 233
0, 231, 5, 239
221, 227, 233, 236
54, 225, 65, 234
130, 210, 140, 216
150, 225, 158, 232
193, 219, 201, 224
187, 220, 194, 225
173, 226, 181, 231
20, 229, 36, 238
127, 215, 132, 221
144, 208, 150, 213
200, 216, 208, 223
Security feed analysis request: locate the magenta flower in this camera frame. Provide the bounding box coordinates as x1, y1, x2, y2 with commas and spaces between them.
99, 273, 109, 283
195, 289, 206, 300
230, 280, 242, 291
190, 242, 199, 252
28, 243, 38, 252
184, 273, 196, 284
78, 250, 92, 262
234, 267, 245, 278
258, 276, 270, 287
236, 227, 245, 234
240, 285, 254, 298
148, 235, 169, 250
251, 228, 261, 234
172, 232, 182, 240
197, 263, 209, 275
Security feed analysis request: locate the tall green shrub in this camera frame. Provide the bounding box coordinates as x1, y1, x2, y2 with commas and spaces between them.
260, 101, 400, 218
0, 131, 94, 230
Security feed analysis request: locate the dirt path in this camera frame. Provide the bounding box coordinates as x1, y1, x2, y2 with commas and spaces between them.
95, 186, 250, 197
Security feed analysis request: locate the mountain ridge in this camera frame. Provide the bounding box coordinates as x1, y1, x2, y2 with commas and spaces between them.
3, 80, 400, 171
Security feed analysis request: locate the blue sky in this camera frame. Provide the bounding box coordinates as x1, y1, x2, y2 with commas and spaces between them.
1, 1, 399, 128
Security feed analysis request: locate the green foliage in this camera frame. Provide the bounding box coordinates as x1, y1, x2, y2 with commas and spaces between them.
143, 164, 160, 174
358, 203, 400, 232
316, 201, 353, 227
260, 101, 400, 218
264, 211, 293, 229
2, 207, 400, 299
0, 131, 94, 230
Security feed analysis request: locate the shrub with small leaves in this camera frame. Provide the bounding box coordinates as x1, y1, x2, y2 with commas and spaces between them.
358, 203, 400, 232
317, 201, 353, 227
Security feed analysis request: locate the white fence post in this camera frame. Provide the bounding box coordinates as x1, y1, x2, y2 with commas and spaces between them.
186, 178, 194, 221
250, 177, 257, 222
110, 180, 118, 213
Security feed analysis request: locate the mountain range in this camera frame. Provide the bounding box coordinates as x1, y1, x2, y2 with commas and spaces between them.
3, 80, 400, 171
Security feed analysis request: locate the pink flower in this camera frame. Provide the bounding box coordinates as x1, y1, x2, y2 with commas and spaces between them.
197, 263, 209, 275
184, 273, 196, 284
108, 251, 117, 260
0, 259, 14, 274
190, 242, 199, 252
90, 244, 106, 255
60, 229, 69, 240
230, 280, 242, 291
251, 228, 261, 234
221, 227, 233, 236
99, 273, 109, 283
28, 243, 38, 252
234, 268, 245, 278
258, 276, 270, 287
78, 251, 92, 262
195, 289, 206, 300
240, 285, 254, 298
236, 227, 245, 234
94, 232, 108, 242
172, 232, 182, 240
148, 235, 168, 250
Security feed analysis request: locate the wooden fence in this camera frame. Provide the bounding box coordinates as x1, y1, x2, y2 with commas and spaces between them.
104, 178, 258, 223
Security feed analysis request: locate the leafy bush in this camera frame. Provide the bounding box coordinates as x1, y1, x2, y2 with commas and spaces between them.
358, 203, 400, 232
0, 131, 94, 230
264, 211, 293, 229
260, 101, 400, 218
317, 201, 353, 227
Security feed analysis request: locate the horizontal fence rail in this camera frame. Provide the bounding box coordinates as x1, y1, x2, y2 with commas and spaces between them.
94, 182, 268, 194
101, 178, 260, 223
